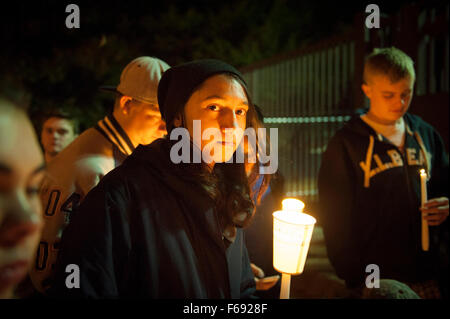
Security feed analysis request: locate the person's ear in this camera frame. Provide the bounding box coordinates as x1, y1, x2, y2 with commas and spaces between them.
173, 113, 182, 127
361, 83, 372, 99
119, 96, 133, 115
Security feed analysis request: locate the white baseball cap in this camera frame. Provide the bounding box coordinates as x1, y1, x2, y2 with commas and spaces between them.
101, 56, 170, 104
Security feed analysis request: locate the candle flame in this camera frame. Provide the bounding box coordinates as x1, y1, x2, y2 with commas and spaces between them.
282, 198, 305, 212
420, 169, 426, 176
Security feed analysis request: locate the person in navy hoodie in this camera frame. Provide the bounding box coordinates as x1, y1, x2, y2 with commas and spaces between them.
318, 47, 448, 299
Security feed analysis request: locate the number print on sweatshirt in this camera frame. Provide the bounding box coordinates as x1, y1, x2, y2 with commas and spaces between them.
61, 192, 81, 225
37, 191, 81, 271
44, 189, 61, 216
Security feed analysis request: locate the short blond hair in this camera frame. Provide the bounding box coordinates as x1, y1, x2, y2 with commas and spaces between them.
363, 47, 415, 84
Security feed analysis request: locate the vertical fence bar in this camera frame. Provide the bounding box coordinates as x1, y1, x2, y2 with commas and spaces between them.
296, 57, 302, 117
306, 122, 310, 200
302, 56, 307, 117
260, 68, 265, 113
342, 43, 349, 107
255, 70, 259, 103
250, 70, 256, 105
306, 55, 312, 198
286, 60, 291, 117
321, 50, 327, 116
327, 47, 334, 115
263, 67, 273, 117
290, 59, 296, 118
307, 121, 312, 202
334, 45, 341, 112
269, 65, 274, 115
277, 63, 282, 116
310, 126, 313, 197
294, 58, 301, 197
349, 41, 355, 107
287, 125, 292, 196
284, 61, 289, 117
259, 68, 265, 114
314, 52, 320, 116
312, 120, 317, 202
280, 61, 286, 117
264, 66, 269, 116
288, 60, 293, 117
300, 123, 305, 198
296, 125, 299, 197
288, 60, 295, 195
289, 59, 298, 117
258, 69, 263, 107
280, 62, 285, 116
270, 65, 275, 117
264, 67, 270, 113
318, 120, 324, 203
305, 55, 310, 117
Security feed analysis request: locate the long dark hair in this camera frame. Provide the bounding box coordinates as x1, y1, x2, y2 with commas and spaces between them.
171, 72, 271, 233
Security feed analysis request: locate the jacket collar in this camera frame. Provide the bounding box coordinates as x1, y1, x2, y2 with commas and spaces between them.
95, 113, 135, 156
348, 112, 416, 138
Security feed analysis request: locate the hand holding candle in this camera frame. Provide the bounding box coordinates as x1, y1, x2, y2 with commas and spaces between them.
421, 197, 450, 226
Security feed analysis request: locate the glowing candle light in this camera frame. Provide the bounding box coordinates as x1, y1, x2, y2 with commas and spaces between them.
282, 198, 305, 212
273, 198, 316, 299
420, 169, 429, 251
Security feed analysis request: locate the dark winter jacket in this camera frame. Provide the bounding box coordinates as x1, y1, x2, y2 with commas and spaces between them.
318, 112, 449, 289
50, 138, 256, 298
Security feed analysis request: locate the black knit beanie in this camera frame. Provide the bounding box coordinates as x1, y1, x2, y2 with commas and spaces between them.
157, 59, 248, 133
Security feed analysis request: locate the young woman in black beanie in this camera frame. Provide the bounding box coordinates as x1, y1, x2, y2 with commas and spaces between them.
49, 59, 271, 298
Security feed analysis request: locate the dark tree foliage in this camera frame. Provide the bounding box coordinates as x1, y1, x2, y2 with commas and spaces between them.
0, 0, 414, 131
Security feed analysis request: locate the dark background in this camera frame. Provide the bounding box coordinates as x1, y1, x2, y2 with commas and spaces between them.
0, 0, 417, 130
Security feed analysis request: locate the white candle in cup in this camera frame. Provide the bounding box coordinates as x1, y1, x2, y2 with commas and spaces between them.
273, 198, 316, 299
420, 169, 429, 251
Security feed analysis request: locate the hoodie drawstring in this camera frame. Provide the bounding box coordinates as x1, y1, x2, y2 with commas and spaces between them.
363, 135, 375, 188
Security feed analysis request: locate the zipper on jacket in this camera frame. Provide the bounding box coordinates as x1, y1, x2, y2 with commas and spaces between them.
390, 140, 421, 256
374, 131, 417, 213
399, 149, 416, 213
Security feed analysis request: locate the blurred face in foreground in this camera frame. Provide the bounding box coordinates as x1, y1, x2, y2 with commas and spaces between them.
176, 74, 249, 167
0, 102, 45, 298
362, 74, 414, 124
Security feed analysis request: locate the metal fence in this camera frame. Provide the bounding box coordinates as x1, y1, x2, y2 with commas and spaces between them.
241, 2, 449, 206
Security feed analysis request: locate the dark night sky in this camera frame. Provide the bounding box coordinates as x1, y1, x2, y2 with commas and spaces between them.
0, 0, 421, 128
1, 0, 416, 66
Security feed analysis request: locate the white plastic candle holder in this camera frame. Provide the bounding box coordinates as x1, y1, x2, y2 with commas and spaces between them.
273, 198, 316, 299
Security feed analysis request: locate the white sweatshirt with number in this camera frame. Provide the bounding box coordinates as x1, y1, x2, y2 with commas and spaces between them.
30, 114, 134, 293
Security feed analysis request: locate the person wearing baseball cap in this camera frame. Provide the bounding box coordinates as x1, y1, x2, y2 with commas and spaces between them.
27, 56, 170, 296
100, 56, 170, 148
